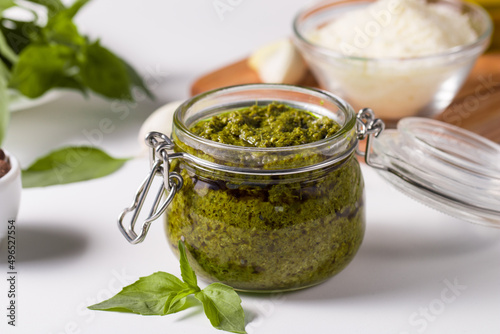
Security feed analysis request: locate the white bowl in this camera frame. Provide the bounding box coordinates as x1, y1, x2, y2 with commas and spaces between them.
0, 150, 22, 246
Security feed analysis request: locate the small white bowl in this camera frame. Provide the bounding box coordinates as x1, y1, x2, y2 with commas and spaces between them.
0, 150, 22, 246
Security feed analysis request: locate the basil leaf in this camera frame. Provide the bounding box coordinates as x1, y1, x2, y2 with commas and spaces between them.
123, 59, 154, 100
88, 272, 189, 316
22, 146, 129, 188
0, 55, 9, 79
195, 283, 246, 334
168, 288, 197, 314
44, 12, 85, 46
0, 0, 15, 11
0, 24, 18, 64
178, 241, 200, 291
80, 41, 132, 100
0, 18, 41, 56
8, 43, 84, 98
43, 0, 89, 46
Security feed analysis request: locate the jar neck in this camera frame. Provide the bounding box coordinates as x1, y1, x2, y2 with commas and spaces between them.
172, 84, 358, 172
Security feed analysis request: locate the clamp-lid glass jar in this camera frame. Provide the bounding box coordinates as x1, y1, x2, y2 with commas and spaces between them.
168, 84, 363, 292
118, 83, 500, 293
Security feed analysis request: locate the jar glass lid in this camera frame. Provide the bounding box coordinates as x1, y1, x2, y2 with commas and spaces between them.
368, 117, 500, 228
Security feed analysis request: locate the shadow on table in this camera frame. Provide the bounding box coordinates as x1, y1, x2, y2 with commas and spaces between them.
1, 224, 88, 263
253, 220, 500, 302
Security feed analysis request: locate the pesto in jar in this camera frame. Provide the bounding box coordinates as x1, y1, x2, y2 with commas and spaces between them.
190, 102, 340, 147
166, 102, 364, 291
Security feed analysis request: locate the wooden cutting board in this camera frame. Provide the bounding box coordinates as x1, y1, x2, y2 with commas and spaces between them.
191, 53, 500, 143
435, 53, 500, 143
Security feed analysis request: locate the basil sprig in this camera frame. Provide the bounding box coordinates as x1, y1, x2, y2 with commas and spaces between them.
89, 241, 247, 334
0, 0, 153, 184
0, 0, 152, 100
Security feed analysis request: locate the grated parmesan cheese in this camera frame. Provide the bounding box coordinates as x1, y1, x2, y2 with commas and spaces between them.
311, 0, 478, 58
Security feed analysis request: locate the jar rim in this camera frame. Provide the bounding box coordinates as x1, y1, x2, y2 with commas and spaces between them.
172, 84, 360, 171
173, 83, 357, 153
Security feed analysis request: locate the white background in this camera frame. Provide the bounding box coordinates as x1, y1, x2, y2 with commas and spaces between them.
1, 0, 500, 333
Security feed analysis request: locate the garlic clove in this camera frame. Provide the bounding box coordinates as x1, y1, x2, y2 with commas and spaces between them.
248, 39, 307, 85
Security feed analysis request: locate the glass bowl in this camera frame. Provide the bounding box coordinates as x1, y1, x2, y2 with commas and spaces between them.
293, 0, 493, 124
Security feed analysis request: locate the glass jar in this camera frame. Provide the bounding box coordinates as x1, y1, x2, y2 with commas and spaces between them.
167, 84, 363, 292
118, 84, 500, 293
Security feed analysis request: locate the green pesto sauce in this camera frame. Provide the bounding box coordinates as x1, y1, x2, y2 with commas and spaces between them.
166, 103, 364, 292
190, 102, 341, 147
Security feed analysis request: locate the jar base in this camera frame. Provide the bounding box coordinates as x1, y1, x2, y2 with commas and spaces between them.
232, 279, 329, 294
196, 276, 330, 294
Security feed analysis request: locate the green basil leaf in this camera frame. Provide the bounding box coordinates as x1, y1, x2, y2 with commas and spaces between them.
167, 288, 197, 314
43, 0, 89, 46
88, 272, 189, 316
195, 283, 246, 334
8, 43, 83, 98
123, 59, 154, 100
0, 55, 10, 80
178, 240, 200, 291
0, 24, 18, 64
0, 0, 15, 12
44, 12, 85, 46
80, 41, 132, 100
0, 18, 42, 56
22, 146, 129, 188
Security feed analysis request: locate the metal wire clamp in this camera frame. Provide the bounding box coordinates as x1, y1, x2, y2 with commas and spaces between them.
355, 108, 387, 171
118, 132, 183, 244
118, 111, 385, 245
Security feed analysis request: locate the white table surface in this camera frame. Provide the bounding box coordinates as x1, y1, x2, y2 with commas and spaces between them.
1, 1, 500, 333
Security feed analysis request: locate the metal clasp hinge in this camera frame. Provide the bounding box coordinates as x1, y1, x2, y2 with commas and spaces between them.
118, 132, 183, 244
356, 108, 387, 171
